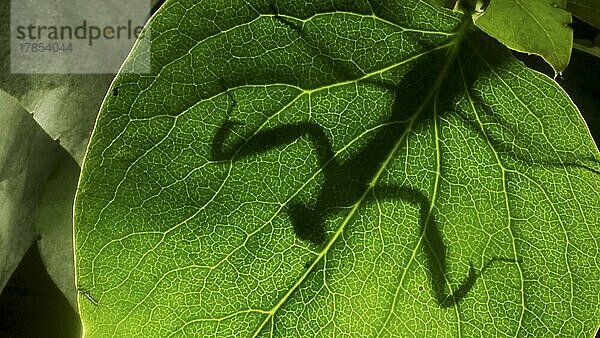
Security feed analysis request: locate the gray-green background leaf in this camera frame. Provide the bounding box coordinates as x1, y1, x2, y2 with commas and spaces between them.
0, 0, 115, 164
0, 90, 63, 293
35, 152, 80, 310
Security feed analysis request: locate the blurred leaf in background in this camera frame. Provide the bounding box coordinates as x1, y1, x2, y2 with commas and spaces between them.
473, 0, 573, 74
567, 0, 600, 29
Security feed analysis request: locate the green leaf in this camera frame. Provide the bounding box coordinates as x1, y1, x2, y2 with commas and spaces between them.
473, 0, 573, 75
567, 0, 600, 29
75, 1, 600, 336
0, 90, 63, 292
426, 0, 458, 9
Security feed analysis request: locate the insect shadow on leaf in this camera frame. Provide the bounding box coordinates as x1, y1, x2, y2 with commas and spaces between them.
210, 12, 518, 307
456, 38, 600, 175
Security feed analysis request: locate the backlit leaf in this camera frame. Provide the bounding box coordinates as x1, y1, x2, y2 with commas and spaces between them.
75, 1, 600, 336
474, 0, 572, 74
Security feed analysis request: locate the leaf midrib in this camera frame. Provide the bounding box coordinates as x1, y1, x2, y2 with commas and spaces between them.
251, 20, 469, 337
85, 42, 455, 301
83, 8, 465, 334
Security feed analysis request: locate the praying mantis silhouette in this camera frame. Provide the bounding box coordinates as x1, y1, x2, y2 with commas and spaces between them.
210, 81, 512, 307
210, 6, 515, 308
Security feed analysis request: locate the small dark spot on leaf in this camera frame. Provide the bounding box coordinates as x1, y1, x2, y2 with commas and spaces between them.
112, 87, 119, 97
418, 285, 424, 292
77, 288, 98, 306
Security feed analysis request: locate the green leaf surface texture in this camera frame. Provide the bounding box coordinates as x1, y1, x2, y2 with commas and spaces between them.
474, 0, 572, 74
75, 0, 600, 336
